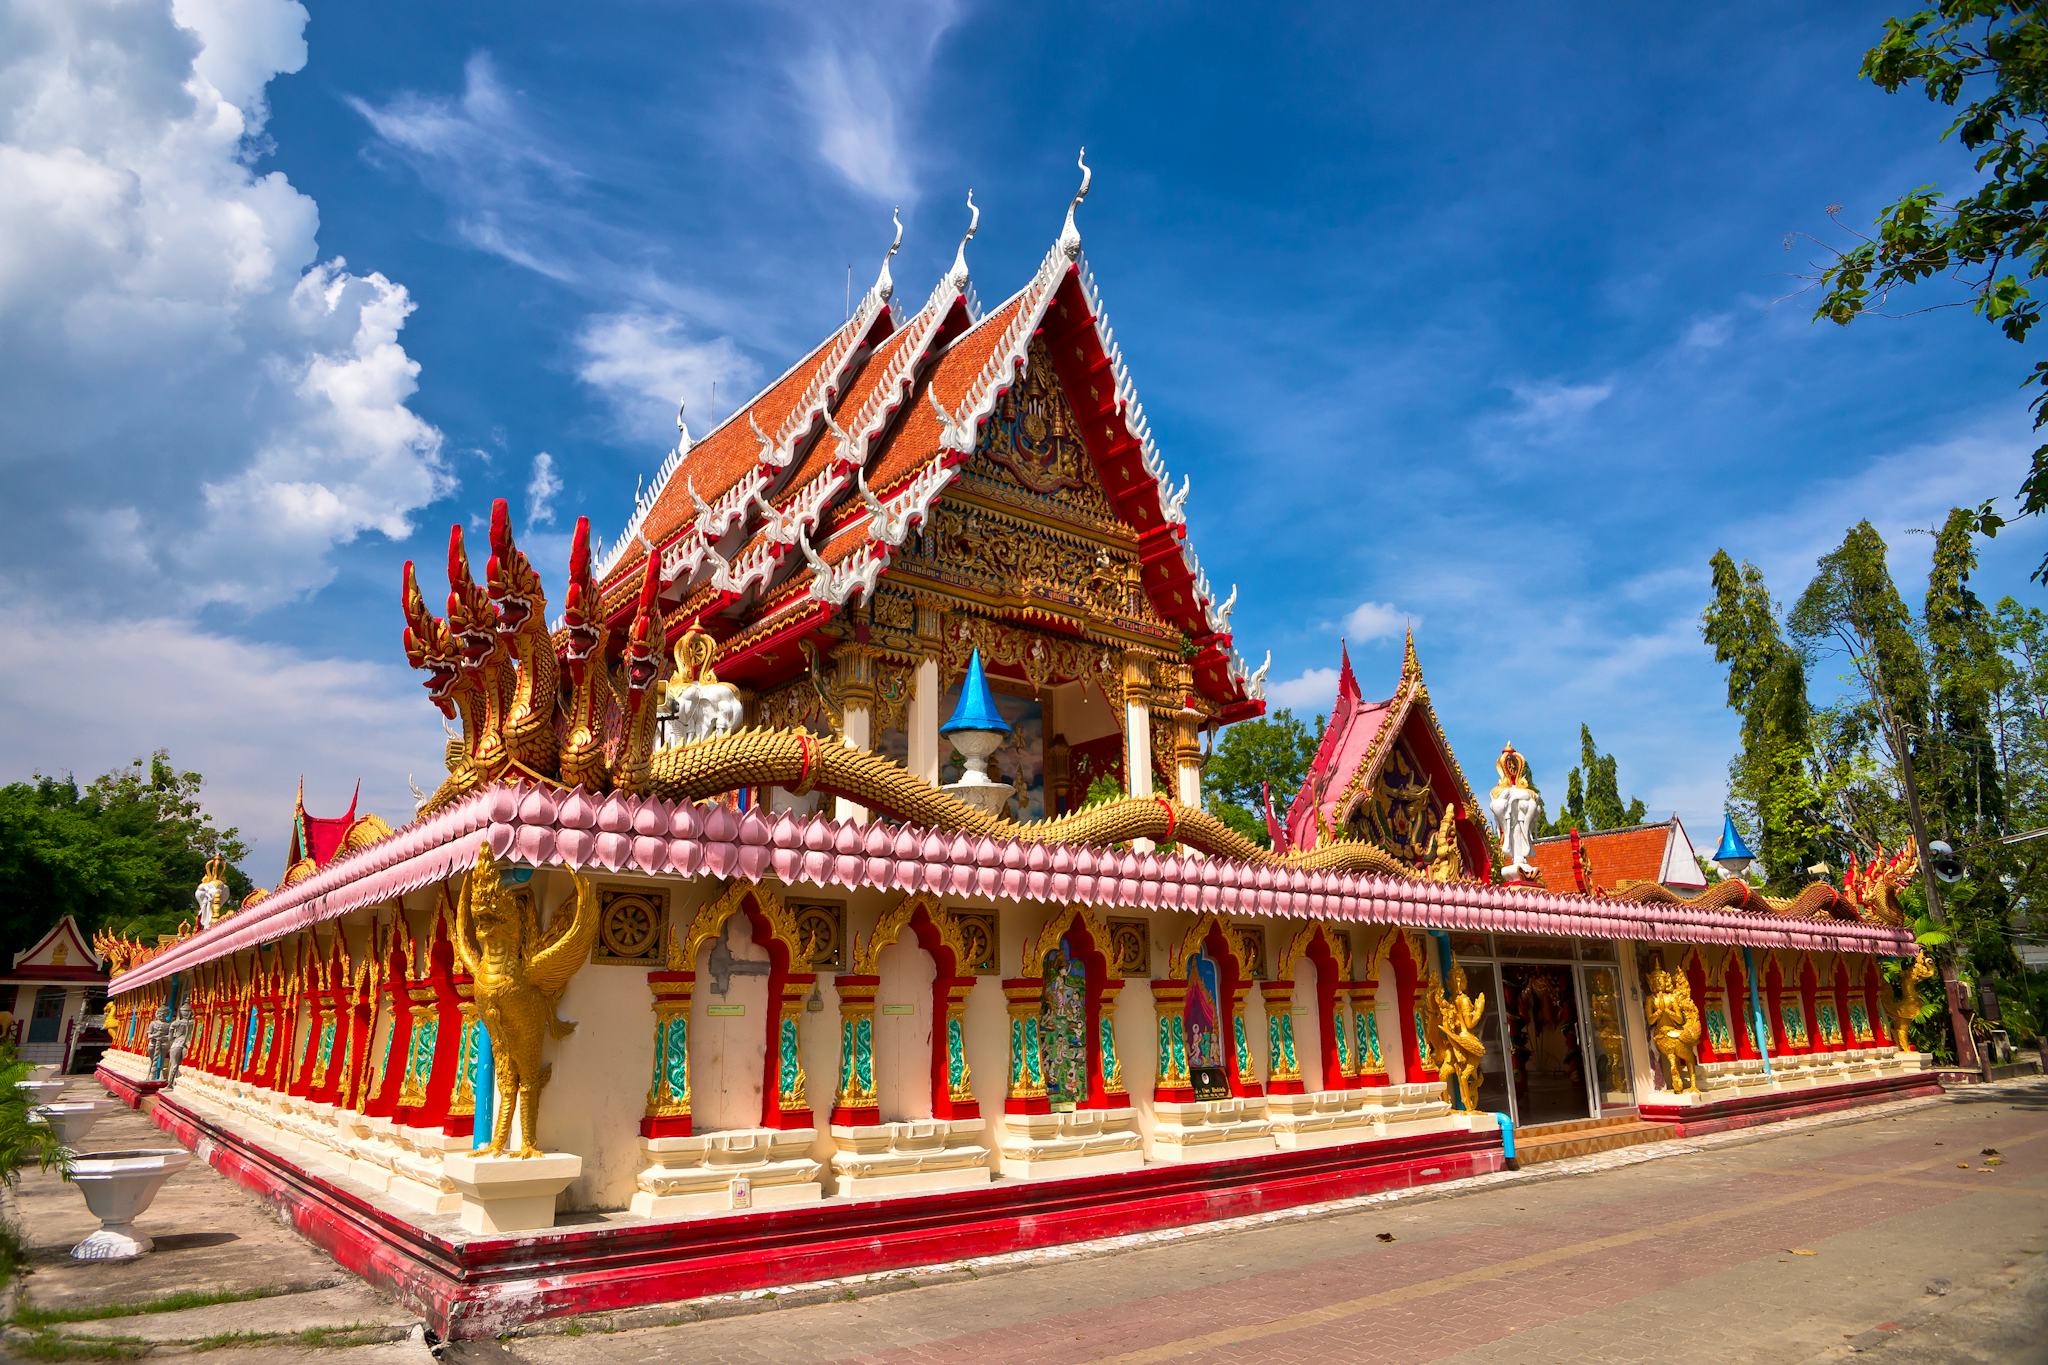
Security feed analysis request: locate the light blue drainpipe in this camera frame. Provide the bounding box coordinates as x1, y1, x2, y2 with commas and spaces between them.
1429, 929, 1514, 1161
1742, 946, 1772, 1075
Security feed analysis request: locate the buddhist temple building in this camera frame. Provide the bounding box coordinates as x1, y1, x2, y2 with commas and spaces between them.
94, 166, 1936, 1337
4, 915, 107, 1070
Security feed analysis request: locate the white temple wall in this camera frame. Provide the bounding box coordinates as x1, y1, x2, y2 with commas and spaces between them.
1245, 973, 1273, 1082
964, 966, 1009, 1121
692, 914, 770, 1132
875, 939, 936, 1122
1375, 960, 1407, 1084
549, 935, 657, 1211
1295, 957, 1324, 1089
1118, 977, 1157, 1141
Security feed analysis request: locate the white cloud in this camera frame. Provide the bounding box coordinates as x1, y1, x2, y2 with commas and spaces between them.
791, 49, 914, 205
0, 0, 446, 613
783, 2, 961, 205
1502, 377, 1615, 431
349, 53, 585, 284
526, 451, 562, 529
1267, 666, 1339, 711
1680, 312, 1734, 350
1341, 600, 1411, 641
0, 595, 444, 875
573, 311, 761, 440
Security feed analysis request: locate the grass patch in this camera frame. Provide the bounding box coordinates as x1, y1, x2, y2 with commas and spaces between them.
15, 1285, 280, 1327
189, 1328, 279, 1352
295, 1322, 387, 1348
13, 1330, 150, 1361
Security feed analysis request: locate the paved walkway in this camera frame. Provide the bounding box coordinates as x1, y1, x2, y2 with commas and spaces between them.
5, 1073, 2042, 1359
491, 1078, 2048, 1364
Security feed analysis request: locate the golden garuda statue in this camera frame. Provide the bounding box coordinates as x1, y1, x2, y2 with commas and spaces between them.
1426, 963, 1487, 1113
452, 846, 602, 1157
1643, 957, 1701, 1093
1887, 952, 1935, 1054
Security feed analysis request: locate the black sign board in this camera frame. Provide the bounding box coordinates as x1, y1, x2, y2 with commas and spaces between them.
1190, 1065, 1231, 1102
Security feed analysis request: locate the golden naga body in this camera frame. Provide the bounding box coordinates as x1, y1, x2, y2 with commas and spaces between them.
1426, 964, 1486, 1112
559, 517, 614, 791
1887, 952, 1935, 1053
447, 523, 517, 784
453, 847, 602, 1157
1643, 958, 1702, 1093
611, 553, 668, 797
486, 500, 560, 780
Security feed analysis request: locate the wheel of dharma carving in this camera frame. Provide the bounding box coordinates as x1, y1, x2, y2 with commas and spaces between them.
599, 893, 661, 960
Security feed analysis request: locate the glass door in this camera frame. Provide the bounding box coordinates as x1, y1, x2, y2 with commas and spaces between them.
1577, 963, 1636, 1111
1499, 963, 1592, 1126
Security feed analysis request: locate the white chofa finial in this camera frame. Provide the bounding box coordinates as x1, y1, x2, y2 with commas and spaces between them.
876, 206, 903, 301
674, 399, 691, 453
1060, 147, 1091, 258
950, 189, 978, 289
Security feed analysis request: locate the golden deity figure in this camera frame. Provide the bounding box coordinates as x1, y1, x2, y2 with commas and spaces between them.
1887, 952, 1935, 1054
1426, 963, 1487, 1113
452, 846, 602, 1157
1425, 805, 1463, 882
1643, 957, 1702, 1094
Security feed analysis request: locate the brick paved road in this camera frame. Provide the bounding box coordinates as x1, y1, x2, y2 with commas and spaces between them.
495, 1079, 2048, 1365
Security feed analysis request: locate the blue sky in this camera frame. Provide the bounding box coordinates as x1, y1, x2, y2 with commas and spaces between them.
1, 0, 2041, 873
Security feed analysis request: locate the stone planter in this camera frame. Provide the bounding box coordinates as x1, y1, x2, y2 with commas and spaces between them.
16, 1079, 65, 1106
66, 1148, 193, 1260
32, 1100, 115, 1149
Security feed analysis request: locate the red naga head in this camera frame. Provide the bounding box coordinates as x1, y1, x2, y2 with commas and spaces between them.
485, 497, 545, 636
562, 517, 605, 676
622, 551, 666, 705
401, 559, 463, 714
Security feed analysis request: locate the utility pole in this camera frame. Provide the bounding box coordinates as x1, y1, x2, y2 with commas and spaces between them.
1883, 705, 1980, 1071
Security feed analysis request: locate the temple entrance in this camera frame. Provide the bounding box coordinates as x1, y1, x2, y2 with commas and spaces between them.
1501, 963, 1591, 1126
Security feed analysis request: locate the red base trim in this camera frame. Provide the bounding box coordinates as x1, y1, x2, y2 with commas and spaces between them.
829, 1105, 880, 1126
1638, 1071, 1942, 1137
101, 1066, 1500, 1341
97, 1066, 164, 1108
639, 1115, 691, 1139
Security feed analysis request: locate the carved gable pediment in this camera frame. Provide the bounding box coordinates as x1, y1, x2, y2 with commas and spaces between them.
960, 336, 1117, 527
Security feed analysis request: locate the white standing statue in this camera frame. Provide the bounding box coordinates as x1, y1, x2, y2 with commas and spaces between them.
657, 626, 743, 747
193, 856, 229, 929
1488, 742, 1543, 881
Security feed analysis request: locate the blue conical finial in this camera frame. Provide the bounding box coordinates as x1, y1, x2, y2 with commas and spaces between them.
1713, 814, 1755, 876
941, 648, 1010, 735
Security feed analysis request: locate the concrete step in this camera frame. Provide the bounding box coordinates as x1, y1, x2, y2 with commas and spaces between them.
1513, 1117, 1674, 1166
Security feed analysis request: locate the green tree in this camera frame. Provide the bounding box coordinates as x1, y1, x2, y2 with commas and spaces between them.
1923, 505, 2017, 972
1203, 709, 1324, 848
1812, 1, 2048, 579
0, 752, 249, 958
1701, 550, 1831, 889
1541, 725, 1649, 834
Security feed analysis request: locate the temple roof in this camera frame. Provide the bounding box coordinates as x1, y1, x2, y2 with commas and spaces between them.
578, 168, 1267, 719
1282, 633, 1493, 875
1528, 818, 1707, 896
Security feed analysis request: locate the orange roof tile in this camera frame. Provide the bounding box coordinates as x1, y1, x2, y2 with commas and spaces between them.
1527, 823, 1680, 895
601, 305, 891, 593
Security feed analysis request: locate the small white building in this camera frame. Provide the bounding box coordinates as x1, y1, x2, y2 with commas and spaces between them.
3, 917, 109, 1070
